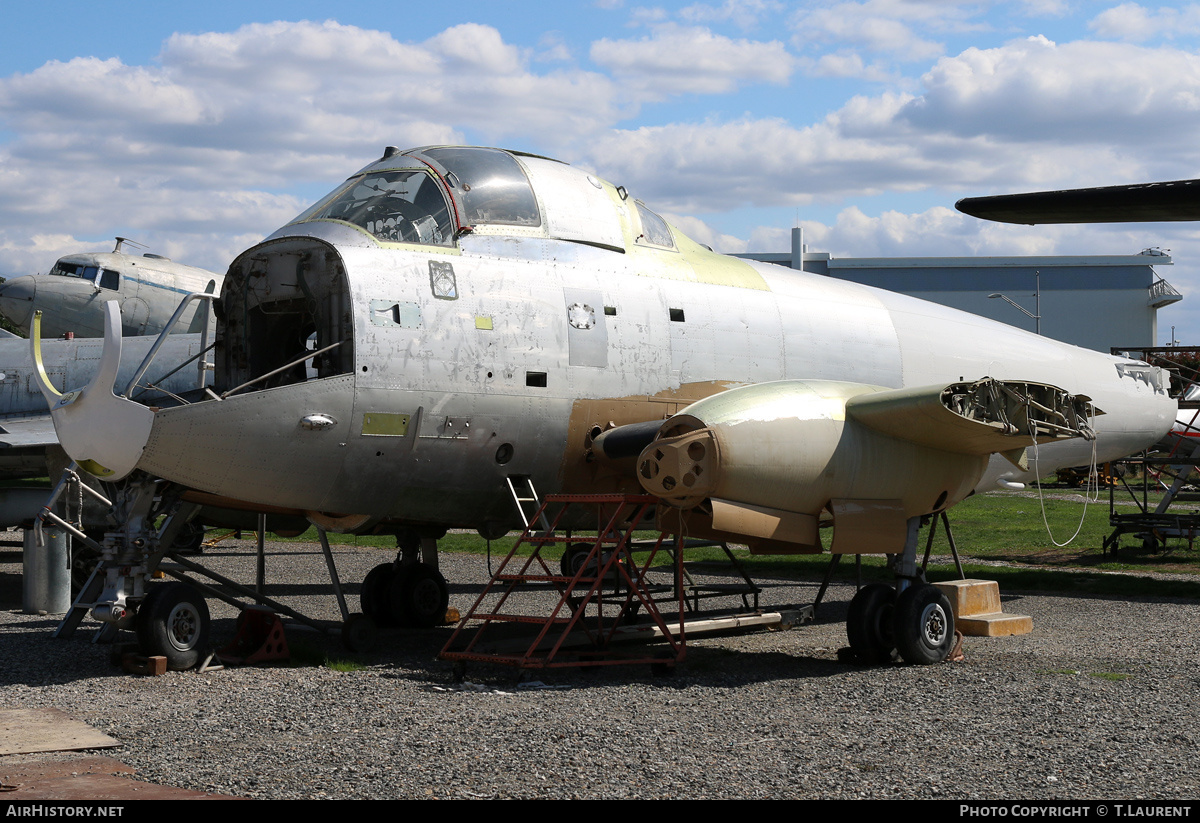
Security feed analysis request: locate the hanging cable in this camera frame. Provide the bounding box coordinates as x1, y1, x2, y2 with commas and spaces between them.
1028, 402, 1099, 547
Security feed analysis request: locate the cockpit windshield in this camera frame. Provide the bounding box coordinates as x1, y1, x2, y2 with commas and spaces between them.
291, 169, 454, 246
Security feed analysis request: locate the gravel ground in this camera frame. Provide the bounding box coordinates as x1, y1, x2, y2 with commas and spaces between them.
1, 536, 1198, 800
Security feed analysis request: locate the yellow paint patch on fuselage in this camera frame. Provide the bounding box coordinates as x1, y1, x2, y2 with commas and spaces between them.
626, 229, 769, 291
599, 182, 768, 291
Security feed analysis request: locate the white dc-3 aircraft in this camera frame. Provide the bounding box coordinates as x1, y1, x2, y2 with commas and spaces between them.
0, 239, 219, 529
34, 146, 1177, 669
0, 237, 221, 339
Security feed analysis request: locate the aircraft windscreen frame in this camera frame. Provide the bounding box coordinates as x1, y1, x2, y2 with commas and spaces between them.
291, 169, 454, 246
424, 147, 541, 228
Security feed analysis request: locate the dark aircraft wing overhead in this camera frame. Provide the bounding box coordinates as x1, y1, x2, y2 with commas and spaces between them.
955, 178, 1200, 224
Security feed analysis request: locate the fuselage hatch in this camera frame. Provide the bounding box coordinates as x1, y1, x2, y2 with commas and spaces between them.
50, 146, 1177, 546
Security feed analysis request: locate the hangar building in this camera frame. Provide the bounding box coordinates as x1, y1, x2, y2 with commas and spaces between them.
738, 228, 1181, 352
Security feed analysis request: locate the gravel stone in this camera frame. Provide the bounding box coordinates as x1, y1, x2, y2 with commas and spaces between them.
1, 537, 1196, 799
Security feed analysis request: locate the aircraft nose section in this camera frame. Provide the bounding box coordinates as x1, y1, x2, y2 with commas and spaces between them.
0, 277, 36, 332
134, 376, 355, 512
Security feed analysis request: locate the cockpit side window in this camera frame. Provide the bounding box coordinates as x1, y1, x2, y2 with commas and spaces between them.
424, 148, 540, 228
99, 269, 120, 290
291, 169, 453, 246
634, 201, 675, 249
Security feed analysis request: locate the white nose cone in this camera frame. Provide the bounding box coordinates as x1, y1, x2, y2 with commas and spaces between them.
33, 301, 154, 479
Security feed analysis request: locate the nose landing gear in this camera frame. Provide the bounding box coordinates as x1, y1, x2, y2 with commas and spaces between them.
135, 581, 211, 671
846, 581, 955, 665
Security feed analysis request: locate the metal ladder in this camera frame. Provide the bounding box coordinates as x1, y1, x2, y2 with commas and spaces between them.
505, 475, 551, 532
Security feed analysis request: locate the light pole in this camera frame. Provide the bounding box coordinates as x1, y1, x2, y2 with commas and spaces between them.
988, 270, 1041, 335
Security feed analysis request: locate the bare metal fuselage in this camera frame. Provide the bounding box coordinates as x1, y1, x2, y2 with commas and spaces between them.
40, 145, 1176, 541
130, 227, 1175, 534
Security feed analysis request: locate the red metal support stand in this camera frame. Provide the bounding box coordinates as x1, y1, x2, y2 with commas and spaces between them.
440, 494, 686, 674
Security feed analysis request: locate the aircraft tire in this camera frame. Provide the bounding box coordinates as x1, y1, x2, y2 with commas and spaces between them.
560, 543, 593, 578
846, 583, 897, 664
135, 582, 210, 671
171, 521, 206, 555
360, 563, 397, 627
893, 584, 955, 665
389, 564, 450, 628
341, 613, 378, 653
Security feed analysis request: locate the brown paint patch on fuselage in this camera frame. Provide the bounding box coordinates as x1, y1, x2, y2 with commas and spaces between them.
559, 380, 744, 495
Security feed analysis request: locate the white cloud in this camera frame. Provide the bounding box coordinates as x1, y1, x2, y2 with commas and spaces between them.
678, 0, 784, 29
799, 51, 900, 82
536, 32, 573, 62
584, 31, 1200, 217
0, 20, 636, 279
900, 36, 1200, 174
661, 212, 750, 252
590, 24, 793, 94
1088, 3, 1200, 42
583, 92, 1018, 214
0, 20, 624, 183
791, 2, 951, 63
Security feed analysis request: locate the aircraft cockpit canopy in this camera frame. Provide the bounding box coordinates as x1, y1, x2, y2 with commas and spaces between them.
284, 146, 681, 253
288, 146, 543, 245
49, 259, 119, 290
421, 147, 540, 227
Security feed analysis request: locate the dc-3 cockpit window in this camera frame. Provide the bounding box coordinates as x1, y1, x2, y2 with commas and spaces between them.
424, 147, 540, 227
292, 169, 454, 246
49, 261, 121, 290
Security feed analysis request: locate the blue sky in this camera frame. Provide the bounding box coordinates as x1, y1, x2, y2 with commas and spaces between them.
2, 1, 1199, 341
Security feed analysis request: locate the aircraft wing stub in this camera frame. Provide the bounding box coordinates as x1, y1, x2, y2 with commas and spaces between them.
0, 415, 58, 448
636, 377, 1101, 552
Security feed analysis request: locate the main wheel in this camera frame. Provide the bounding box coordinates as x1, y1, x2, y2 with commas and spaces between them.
135, 582, 210, 671
893, 584, 955, 665
388, 564, 449, 628
560, 542, 593, 578
171, 521, 206, 554
846, 583, 897, 664
360, 563, 397, 627
341, 613, 378, 653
